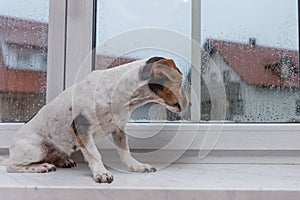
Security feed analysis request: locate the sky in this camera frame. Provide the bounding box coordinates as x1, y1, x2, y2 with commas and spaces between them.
0, 0, 298, 50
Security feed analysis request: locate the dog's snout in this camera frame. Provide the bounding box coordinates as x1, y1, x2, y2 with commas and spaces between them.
189, 102, 192, 107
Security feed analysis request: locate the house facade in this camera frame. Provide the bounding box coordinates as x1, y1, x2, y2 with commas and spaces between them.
202, 39, 300, 122
0, 16, 47, 122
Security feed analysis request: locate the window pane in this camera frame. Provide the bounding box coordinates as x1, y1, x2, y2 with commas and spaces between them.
0, 0, 49, 122
96, 0, 191, 122
201, 0, 299, 122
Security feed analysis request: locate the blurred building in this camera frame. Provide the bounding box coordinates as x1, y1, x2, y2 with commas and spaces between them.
202, 39, 300, 122
0, 16, 47, 122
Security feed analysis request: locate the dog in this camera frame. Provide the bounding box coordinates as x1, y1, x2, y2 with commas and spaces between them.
4, 57, 190, 183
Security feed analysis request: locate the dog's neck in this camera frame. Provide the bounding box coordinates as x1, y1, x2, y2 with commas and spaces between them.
98, 61, 158, 120
128, 84, 157, 111
113, 65, 157, 112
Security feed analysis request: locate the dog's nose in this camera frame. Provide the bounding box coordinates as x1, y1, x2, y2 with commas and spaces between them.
173, 102, 181, 111
189, 102, 192, 107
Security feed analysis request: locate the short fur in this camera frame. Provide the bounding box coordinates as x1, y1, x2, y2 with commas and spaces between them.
5, 57, 189, 183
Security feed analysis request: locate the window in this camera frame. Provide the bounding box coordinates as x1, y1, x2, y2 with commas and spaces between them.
210, 73, 218, 83
0, 0, 299, 156
3, 44, 47, 72
0, 0, 48, 122
202, 0, 299, 123
223, 70, 230, 83
95, 0, 192, 122
296, 100, 300, 116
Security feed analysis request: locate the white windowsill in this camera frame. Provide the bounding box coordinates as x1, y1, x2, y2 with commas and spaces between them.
1, 163, 300, 200
1, 123, 300, 150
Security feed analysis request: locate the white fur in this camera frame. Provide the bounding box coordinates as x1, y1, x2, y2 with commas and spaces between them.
5, 58, 189, 183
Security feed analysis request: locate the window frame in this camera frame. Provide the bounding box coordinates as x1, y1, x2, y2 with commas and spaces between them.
0, 0, 300, 160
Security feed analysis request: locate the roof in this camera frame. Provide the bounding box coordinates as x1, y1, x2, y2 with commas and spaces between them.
207, 39, 299, 87
95, 55, 137, 70
0, 16, 48, 47
0, 16, 47, 93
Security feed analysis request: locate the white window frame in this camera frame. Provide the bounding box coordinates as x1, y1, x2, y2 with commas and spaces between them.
0, 0, 300, 162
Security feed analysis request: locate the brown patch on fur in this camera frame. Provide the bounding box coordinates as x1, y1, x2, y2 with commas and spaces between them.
150, 59, 183, 106
70, 121, 85, 148
155, 86, 177, 107
152, 59, 182, 83
155, 59, 182, 75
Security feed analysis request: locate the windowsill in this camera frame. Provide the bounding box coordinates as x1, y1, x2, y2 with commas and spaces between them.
1, 163, 300, 200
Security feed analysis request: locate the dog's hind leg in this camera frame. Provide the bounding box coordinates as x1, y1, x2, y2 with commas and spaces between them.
7, 163, 56, 173
7, 138, 57, 173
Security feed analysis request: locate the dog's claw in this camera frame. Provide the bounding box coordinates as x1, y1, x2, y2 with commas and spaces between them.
54, 158, 76, 168
150, 167, 157, 172
130, 164, 157, 173
94, 171, 114, 184
145, 167, 157, 173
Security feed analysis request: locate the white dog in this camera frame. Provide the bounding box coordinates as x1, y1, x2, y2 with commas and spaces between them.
4, 57, 189, 183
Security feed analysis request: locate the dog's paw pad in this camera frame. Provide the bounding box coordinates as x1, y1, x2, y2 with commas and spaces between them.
130, 164, 157, 173
94, 171, 114, 184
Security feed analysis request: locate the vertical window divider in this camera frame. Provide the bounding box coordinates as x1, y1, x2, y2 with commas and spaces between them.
191, 0, 201, 122
46, 0, 68, 103
65, 0, 94, 88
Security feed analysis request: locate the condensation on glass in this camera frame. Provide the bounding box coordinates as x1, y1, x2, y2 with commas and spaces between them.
96, 0, 192, 122
201, 0, 299, 123
96, 0, 299, 123
0, 1, 48, 122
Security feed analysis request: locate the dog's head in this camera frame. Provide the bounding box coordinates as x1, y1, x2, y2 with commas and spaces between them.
140, 57, 190, 113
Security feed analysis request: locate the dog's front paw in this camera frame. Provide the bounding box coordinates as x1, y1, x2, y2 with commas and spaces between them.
130, 163, 157, 173
94, 171, 114, 184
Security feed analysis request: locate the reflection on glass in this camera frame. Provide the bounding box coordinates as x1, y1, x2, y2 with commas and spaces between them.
0, 1, 48, 122
201, 0, 299, 122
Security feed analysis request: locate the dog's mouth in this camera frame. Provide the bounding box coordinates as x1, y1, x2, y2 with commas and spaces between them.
165, 102, 182, 113
165, 101, 191, 113
171, 102, 182, 112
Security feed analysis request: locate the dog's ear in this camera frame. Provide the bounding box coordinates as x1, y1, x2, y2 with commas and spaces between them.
139, 57, 164, 81
147, 58, 183, 94
152, 59, 182, 83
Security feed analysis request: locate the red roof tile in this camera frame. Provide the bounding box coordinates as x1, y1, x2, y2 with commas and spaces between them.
209, 39, 299, 87
95, 54, 137, 70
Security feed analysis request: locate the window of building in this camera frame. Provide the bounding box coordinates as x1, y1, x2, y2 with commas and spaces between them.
223, 70, 230, 84
296, 100, 300, 116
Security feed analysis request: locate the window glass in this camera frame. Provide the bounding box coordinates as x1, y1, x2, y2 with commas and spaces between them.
96, 0, 192, 122
201, 0, 299, 122
0, 0, 49, 122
